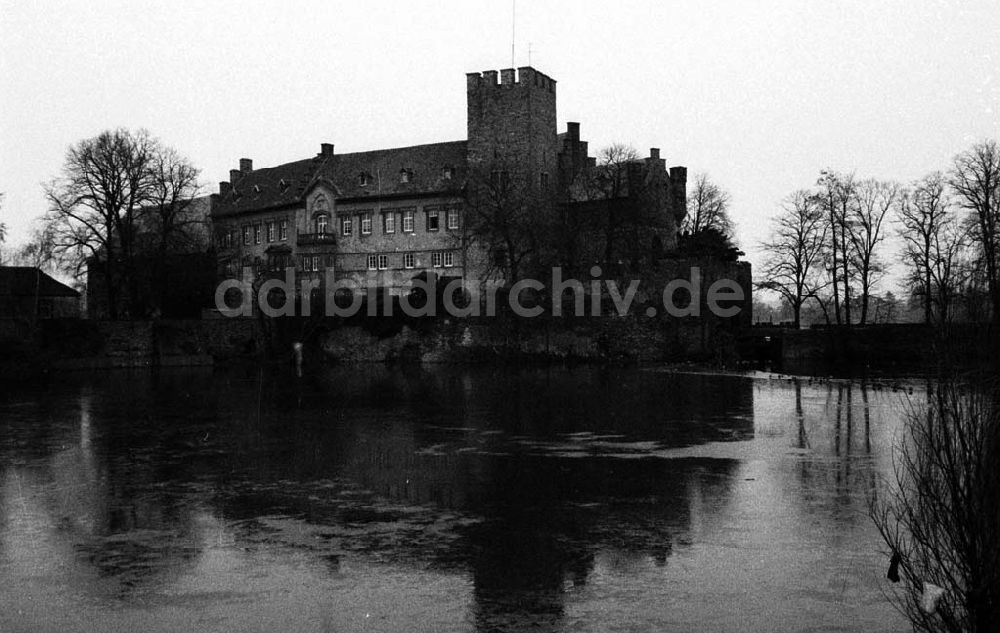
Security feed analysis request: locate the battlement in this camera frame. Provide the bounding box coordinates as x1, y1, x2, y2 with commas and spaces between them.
466, 66, 556, 94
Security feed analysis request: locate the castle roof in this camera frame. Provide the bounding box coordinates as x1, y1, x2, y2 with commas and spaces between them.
0, 267, 79, 298
213, 141, 467, 218
213, 157, 325, 218
309, 141, 467, 202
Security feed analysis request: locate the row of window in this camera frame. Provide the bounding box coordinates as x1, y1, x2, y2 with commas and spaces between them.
229, 251, 458, 275
225, 219, 289, 247
335, 206, 460, 237
367, 251, 455, 270
222, 204, 462, 249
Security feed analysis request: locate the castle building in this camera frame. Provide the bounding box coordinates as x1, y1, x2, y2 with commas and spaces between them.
211, 66, 687, 296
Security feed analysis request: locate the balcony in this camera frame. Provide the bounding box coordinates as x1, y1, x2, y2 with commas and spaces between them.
297, 232, 337, 246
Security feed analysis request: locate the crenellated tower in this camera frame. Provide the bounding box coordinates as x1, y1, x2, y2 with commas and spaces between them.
466, 66, 558, 194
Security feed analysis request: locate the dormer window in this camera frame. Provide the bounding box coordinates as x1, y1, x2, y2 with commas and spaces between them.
279, 179, 290, 192
359, 172, 369, 186
400, 168, 411, 184
231, 189, 242, 200
442, 166, 453, 180
253, 184, 261, 195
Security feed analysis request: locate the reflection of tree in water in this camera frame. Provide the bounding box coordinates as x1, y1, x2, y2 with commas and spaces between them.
2, 378, 212, 600
794, 379, 879, 523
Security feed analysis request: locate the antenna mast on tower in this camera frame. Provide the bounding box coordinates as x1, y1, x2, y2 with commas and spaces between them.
511, 0, 515, 68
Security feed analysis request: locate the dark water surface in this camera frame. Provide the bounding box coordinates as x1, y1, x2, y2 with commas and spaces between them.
0, 365, 912, 632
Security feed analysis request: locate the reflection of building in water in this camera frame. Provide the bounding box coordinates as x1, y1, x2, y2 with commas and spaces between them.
1, 365, 753, 629
326, 366, 752, 629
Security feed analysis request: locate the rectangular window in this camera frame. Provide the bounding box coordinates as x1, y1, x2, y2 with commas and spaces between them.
403, 252, 415, 269
254, 224, 262, 244
446, 207, 460, 230
279, 219, 288, 241
227, 230, 235, 248
402, 209, 414, 233
367, 254, 378, 270
443, 252, 455, 267
378, 254, 388, 270
267, 222, 275, 242
426, 208, 440, 231
243, 226, 251, 246
361, 213, 372, 235
383, 212, 395, 233
312, 256, 320, 272
432, 252, 442, 268
341, 216, 353, 236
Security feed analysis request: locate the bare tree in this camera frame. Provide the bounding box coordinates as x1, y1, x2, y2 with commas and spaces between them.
950, 140, 1000, 323
899, 173, 968, 324
142, 147, 203, 254
870, 373, 1000, 633
43, 128, 199, 318
850, 178, 900, 324
757, 190, 828, 328
567, 143, 669, 270
815, 170, 857, 325
139, 147, 203, 314
590, 143, 641, 265
8, 225, 58, 323
682, 172, 734, 239
12, 225, 56, 270
465, 158, 547, 284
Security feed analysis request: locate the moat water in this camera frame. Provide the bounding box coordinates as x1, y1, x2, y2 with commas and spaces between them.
0, 365, 913, 632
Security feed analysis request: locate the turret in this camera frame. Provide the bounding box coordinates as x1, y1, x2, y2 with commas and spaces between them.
466, 66, 558, 191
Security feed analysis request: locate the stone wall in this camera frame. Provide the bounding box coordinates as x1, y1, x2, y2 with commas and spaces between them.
319, 312, 744, 365
28, 318, 263, 369
779, 323, 996, 374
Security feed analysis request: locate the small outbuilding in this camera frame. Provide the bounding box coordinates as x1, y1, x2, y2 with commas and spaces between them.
0, 266, 81, 319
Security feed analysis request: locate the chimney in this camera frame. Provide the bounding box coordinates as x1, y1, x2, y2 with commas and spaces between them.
219, 181, 231, 195
649, 148, 660, 160
482, 70, 498, 86
230, 169, 242, 183
320, 143, 334, 157
567, 122, 580, 140
500, 68, 516, 86
239, 158, 253, 173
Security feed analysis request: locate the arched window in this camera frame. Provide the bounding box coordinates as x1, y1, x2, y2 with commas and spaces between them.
313, 194, 328, 213
315, 213, 329, 233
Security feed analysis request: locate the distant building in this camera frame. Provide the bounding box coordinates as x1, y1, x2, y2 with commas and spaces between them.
0, 266, 80, 319
211, 66, 688, 296
87, 195, 216, 319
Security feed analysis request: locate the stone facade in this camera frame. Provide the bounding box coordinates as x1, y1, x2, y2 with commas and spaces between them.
211, 66, 687, 298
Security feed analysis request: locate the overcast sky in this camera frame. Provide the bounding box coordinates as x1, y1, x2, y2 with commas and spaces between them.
1, 0, 997, 281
